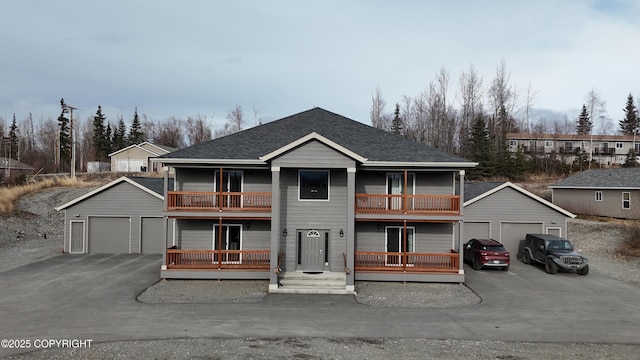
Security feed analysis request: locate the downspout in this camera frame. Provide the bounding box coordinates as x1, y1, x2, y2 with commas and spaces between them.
161, 166, 169, 272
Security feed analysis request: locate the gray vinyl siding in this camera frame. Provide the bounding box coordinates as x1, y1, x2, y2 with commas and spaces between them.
356, 171, 456, 195
355, 222, 454, 253
61, 182, 164, 253
272, 140, 356, 168
176, 219, 271, 250
553, 188, 640, 220
279, 168, 349, 272
174, 168, 271, 193
464, 187, 568, 240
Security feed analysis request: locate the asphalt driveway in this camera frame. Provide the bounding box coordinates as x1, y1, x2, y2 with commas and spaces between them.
2, 254, 640, 358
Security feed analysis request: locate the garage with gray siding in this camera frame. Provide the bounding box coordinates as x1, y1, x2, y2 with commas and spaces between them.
56, 176, 169, 254
461, 182, 575, 258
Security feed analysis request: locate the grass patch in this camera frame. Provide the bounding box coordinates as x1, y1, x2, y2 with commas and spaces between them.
0, 176, 103, 215
619, 221, 640, 258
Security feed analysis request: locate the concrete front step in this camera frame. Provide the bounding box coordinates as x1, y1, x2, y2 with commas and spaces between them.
270, 271, 354, 295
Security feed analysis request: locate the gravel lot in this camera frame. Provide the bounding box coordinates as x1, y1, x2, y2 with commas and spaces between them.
2, 187, 640, 359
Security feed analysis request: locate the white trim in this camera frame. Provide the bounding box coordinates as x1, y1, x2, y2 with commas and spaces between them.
550, 186, 640, 190
55, 176, 164, 211
546, 226, 562, 237
69, 220, 86, 254
108, 142, 169, 157
465, 181, 576, 218
298, 169, 330, 201
622, 192, 631, 210
259, 132, 367, 163
595, 191, 603, 202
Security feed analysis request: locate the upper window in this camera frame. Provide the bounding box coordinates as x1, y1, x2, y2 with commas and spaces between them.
595, 191, 603, 202
544, 141, 553, 147
299, 170, 329, 200
509, 140, 518, 147
616, 142, 624, 149
622, 192, 631, 210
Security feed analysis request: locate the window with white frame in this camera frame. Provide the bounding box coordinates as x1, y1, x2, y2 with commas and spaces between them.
545, 140, 553, 147
213, 224, 242, 263
616, 142, 624, 149
509, 140, 518, 147
622, 192, 631, 210
595, 191, 603, 201
299, 170, 329, 200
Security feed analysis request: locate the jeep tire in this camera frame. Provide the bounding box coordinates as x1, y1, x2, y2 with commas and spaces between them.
523, 251, 531, 264
577, 265, 589, 276
545, 258, 558, 274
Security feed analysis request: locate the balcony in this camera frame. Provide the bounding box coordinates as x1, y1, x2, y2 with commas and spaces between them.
355, 194, 460, 215
594, 148, 615, 155
167, 191, 271, 211
166, 249, 271, 270
354, 251, 459, 273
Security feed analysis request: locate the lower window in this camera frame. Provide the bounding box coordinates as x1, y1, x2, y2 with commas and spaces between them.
385, 226, 415, 266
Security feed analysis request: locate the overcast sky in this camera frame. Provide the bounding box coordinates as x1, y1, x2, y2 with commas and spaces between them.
1, 0, 639, 132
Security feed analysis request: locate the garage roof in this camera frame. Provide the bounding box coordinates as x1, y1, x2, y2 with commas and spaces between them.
55, 176, 171, 211
464, 181, 576, 218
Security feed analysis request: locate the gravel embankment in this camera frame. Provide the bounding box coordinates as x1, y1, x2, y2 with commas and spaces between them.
3, 188, 640, 359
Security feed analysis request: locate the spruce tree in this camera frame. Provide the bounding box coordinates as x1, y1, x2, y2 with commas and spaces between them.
9, 114, 19, 159
576, 104, 592, 135
466, 115, 494, 179
127, 107, 144, 145
105, 123, 113, 155
92, 105, 108, 161
619, 93, 639, 135
391, 103, 403, 135
113, 115, 127, 151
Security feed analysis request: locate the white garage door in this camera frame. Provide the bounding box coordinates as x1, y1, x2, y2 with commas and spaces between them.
141, 217, 164, 254
464, 222, 491, 242
89, 217, 130, 253
500, 222, 543, 259
115, 159, 145, 172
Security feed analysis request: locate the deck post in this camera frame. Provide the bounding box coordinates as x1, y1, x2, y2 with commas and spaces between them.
345, 168, 356, 290
458, 170, 465, 276
269, 166, 281, 290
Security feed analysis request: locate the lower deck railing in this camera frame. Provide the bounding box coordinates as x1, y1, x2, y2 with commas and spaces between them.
166, 249, 270, 270
354, 251, 459, 273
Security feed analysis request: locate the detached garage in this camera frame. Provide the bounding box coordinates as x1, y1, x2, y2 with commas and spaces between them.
461, 182, 576, 258
56, 176, 169, 254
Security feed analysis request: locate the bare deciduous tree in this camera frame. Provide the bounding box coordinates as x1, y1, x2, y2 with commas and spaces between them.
370, 86, 388, 130
185, 115, 212, 146
153, 117, 185, 148
584, 88, 608, 135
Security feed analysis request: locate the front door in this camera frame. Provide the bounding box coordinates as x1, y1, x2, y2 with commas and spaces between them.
302, 229, 325, 272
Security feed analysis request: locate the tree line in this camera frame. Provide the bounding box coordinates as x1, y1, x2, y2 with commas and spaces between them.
370, 61, 640, 179
0, 100, 258, 178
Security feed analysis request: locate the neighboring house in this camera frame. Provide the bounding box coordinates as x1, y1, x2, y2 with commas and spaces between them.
153, 108, 477, 293
109, 142, 176, 173
507, 133, 640, 166
0, 157, 35, 181
462, 182, 576, 258
55, 176, 172, 254
550, 168, 640, 220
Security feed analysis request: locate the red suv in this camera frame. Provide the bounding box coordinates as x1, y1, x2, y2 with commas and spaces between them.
464, 238, 510, 271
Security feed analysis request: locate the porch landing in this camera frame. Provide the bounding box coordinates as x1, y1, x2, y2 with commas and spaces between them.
270, 271, 354, 295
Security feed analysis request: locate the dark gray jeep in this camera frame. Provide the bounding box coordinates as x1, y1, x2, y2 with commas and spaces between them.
522, 233, 589, 275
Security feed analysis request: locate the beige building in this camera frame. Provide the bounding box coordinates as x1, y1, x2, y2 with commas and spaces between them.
507, 133, 640, 166
109, 142, 175, 173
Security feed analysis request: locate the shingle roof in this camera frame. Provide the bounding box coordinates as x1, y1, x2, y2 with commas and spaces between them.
160, 107, 471, 163
463, 182, 504, 202
549, 168, 640, 189
126, 176, 172, 195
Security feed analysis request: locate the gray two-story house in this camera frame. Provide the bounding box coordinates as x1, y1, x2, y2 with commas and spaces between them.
154, 108, 476, 293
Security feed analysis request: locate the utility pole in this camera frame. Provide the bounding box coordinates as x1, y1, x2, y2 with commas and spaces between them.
63, 104, 78, 179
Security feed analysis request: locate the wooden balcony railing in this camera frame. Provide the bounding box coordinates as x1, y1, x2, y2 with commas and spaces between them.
166, 249, 270, 270
167, 191, 271, 211
355, 194, 460, 215
354, 251, 459, 273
